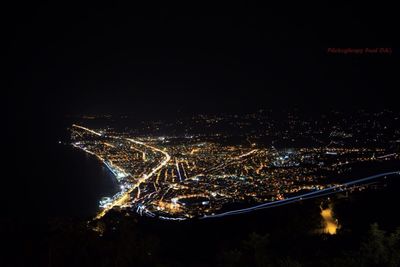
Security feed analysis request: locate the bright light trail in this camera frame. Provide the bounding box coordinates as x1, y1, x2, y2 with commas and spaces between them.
202, 171, 400, 219
378, 153, 397, 159
176, 160, 182, 182
72, 124, 102, 136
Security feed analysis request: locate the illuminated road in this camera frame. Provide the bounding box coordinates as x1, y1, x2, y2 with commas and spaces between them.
72, 124, 102, 136
202, 171, 400, 219
94, 140, 170, 220
71, 124, 399, 221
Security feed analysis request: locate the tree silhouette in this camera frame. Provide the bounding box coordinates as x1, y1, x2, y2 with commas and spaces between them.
243, 232, 272, 267
219, 249, 243, 267
359, 223, 400, 267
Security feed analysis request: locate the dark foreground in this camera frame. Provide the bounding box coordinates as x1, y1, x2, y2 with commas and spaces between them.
2, 174, 400, 267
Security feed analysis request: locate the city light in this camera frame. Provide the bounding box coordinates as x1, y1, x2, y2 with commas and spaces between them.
70, 112, 400, 221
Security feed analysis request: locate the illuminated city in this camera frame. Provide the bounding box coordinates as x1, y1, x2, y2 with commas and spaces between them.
70, 111, 400, 221
6, 3, 399, 266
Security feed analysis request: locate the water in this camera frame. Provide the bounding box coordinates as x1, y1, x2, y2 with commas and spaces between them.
4, 121, 119, 220
43, 144, 119, 218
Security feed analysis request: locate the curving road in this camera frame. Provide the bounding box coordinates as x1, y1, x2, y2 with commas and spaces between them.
71, 124, 171, 220
94, 138, 171, 220
202, 171, 400, 219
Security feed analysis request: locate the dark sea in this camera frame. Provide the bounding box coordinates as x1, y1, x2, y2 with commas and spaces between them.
41, 143, 119, 218
4, 118, 119, 220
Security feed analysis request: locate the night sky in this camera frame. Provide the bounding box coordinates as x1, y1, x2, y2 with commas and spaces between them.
7, 3, 399, 119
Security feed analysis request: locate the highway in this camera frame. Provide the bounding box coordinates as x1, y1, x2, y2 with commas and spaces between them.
71, 124, 399, 221
72, 124, 102, 136
202, 171, 400, 219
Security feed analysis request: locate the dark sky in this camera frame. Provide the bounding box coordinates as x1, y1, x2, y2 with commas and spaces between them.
6, 3, 399, 119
